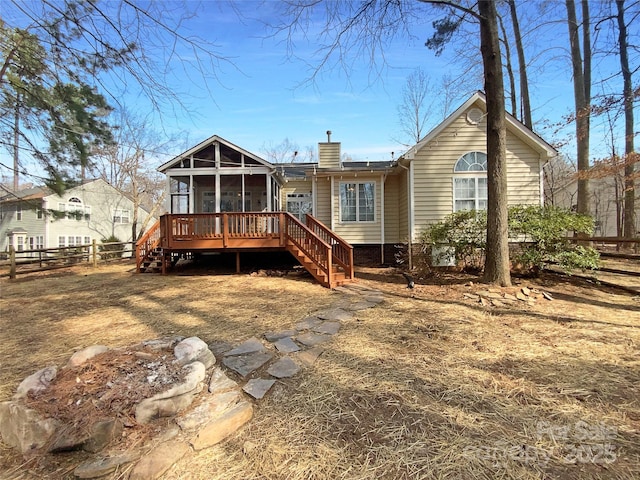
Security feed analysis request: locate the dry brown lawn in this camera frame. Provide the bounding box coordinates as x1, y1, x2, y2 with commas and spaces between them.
0, 262, 638, 479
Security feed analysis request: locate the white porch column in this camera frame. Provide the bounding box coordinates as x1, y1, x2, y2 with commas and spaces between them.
189, 175, 194, 213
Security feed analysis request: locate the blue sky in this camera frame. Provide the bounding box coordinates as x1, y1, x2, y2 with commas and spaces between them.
133, 0, 632, 165
2, 0, 635, 180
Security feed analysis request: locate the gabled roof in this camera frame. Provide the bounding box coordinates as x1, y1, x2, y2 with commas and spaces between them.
157, 134, 272, 172
401, 91, 557, 162
0, 186, 48, 203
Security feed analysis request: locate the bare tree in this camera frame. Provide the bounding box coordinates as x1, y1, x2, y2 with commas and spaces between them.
543, 155, 577, 207
1, 1, 231, 188
616, 0, 636, 238
91, 109, 166, 240
396, 68, 437, 145
274, 0, 512, 285
507, 0, 532, 129
565, 0, 592, 217
261, 138, 315, 164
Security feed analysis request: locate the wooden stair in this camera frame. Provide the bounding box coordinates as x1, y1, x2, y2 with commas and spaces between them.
135, 212, 355, 289
139, 247, 165, 273
287, 241, 348, 288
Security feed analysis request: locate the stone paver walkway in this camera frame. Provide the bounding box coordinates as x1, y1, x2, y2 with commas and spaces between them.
214, 282, 384, 399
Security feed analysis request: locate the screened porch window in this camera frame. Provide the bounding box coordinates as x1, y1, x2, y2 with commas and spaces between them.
340, 182, 375, 222
453, 152, 487, 212
170, 176, 190, 213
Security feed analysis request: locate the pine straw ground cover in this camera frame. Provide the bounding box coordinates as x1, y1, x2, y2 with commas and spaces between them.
0, 262, 638, 479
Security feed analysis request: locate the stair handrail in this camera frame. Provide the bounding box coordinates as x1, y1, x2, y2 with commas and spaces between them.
135, 220, 161, 273
304, 214, 355, 280
283, 213, 333, 284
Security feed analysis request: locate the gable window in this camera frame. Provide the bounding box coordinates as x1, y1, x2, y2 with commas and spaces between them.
16, 204, 22, 221
453, 152, 487, 212
340, 182, 375, 222
113, 208, 130, 224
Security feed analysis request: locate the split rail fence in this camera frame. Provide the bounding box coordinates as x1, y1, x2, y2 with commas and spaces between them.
0, 241, 134, 279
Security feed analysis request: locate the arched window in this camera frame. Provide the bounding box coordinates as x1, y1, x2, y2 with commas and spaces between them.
68, 197, 82, 204
454, 152, 487, 172
453, 152, 487, 211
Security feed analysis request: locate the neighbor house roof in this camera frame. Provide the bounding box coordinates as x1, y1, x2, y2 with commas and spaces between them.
401, 91, 558, 162
0, 186, 48, 204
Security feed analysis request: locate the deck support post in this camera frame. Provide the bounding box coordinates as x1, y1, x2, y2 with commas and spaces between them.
279, 213, 286, 247
236, 251, 241, 273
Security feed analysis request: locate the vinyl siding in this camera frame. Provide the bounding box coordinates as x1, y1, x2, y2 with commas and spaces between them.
412, 106, 542, 237
398, 170, 409, 240
46, 179, 153, 245
281, 179, 312, 198
0, 201, 46, 251
384, 174, 401, 243
315, 177, 332, 226
318, 143, 341, 169
331, 174, 382, 244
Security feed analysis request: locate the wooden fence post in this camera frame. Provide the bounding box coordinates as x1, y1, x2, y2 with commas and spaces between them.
9, 245, 16, 279
92, 239, 98, 268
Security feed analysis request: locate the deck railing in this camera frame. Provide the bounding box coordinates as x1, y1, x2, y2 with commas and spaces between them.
305, 214, 355, 280
284, 213, 332, 281
135, 220, 161, 272
140, 212, 353, 287
165, 212, 283, 247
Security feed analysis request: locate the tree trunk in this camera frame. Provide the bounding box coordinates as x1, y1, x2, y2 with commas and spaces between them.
497, 14, 517, 117
479, 0, 511, 287
617, 0, 635, 239
565, 0, 591, 216
508, 0, 532, 128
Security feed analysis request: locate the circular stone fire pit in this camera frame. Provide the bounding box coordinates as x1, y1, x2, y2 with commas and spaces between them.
0, 336, 253, 479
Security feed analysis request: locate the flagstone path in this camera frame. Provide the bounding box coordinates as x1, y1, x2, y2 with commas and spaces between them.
215, 282, 385, 400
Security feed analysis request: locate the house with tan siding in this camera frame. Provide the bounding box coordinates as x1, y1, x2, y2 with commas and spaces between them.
144, 92, 556, 284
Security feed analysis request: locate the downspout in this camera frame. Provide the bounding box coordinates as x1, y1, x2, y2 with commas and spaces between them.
539, 154, 546, 206
398, 161, 413, 270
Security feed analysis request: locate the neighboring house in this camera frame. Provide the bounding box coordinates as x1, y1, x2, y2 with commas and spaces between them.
0, 178, 154, 255
152, 91, 557, 268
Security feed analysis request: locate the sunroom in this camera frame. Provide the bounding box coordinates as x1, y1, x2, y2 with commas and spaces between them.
158, 135, 282, 214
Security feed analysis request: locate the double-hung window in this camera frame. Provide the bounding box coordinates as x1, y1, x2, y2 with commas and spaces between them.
453, 152, 488, 212
340, 182, 375, 222
113, 208, 131, 224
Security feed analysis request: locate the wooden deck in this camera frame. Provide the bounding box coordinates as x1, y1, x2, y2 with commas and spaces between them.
135, 212, 354, 288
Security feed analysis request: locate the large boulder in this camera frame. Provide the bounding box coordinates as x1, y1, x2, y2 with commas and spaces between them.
0, 401, 58, 454
13, 365, 57, 400
135, 362, 206, 424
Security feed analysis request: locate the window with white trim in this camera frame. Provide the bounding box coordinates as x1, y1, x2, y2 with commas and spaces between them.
16, 204, 22, 221
36, 236, 44, 249
58, 236, 66, 247
113, 208, 130, 224
340, 182, 375, 222
453, 152, 487, 212
286, 193, 312, 221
